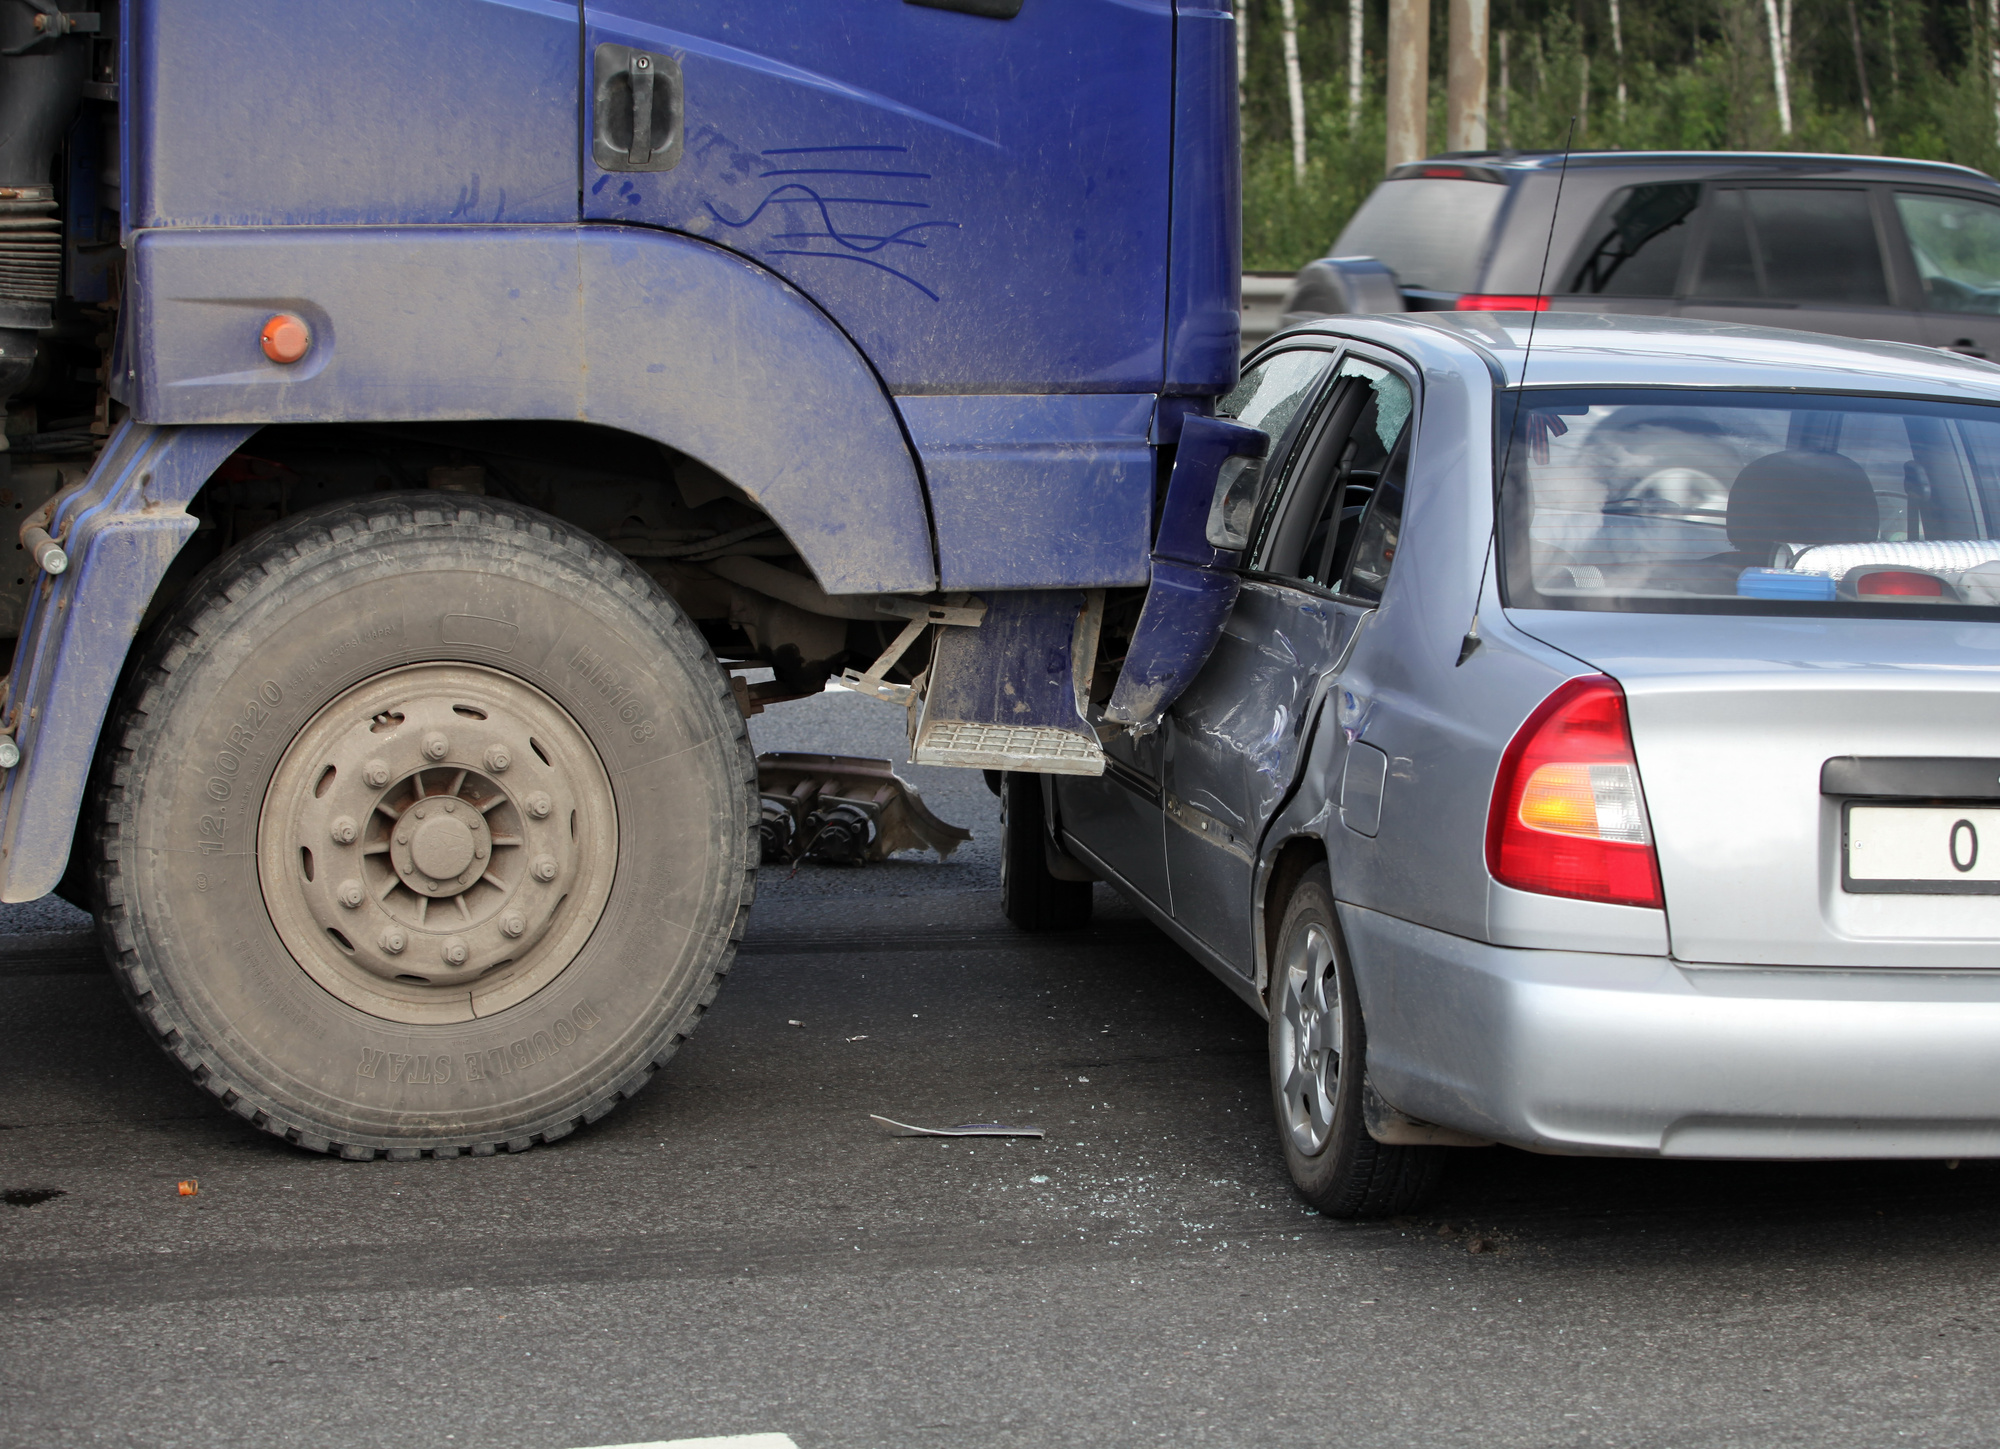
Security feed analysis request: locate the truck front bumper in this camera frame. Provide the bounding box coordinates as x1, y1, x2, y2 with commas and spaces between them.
1341, 902, 2000, 1159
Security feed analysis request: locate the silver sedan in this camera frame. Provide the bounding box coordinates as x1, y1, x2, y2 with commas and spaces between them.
1004, 313, 2000, 1217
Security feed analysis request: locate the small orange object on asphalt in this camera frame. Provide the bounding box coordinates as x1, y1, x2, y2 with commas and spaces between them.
259, 313, 311, 364
177, 1179, 198, 1196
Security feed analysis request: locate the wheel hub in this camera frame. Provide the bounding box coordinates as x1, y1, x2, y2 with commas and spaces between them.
1276, 921, 1341, 1155
258, 663, 619, 1024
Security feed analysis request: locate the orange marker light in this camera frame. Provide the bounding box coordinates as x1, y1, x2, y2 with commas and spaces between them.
259, 313, 311, 364
177, 1179, 199, 1196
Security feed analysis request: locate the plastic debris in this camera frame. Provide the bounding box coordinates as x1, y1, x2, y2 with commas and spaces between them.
787, 1020, 803, 1027
870, 1115, 1044, 1139
177, 1179, 199, 1196
845, 1035, 869, 1042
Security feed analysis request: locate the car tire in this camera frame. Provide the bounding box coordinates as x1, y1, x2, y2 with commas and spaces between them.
89, 493, 757, 1158
999, 772, 1092, 931
1268, 864, 1440, 1217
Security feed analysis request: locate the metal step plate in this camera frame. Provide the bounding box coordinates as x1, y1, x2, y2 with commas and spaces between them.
912, 720, 1104, 775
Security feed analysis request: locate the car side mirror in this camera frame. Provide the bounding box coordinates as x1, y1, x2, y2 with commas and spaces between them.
1154, 416, 1271, 567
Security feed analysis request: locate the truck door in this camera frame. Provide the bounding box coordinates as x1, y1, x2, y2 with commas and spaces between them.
581, 0, 1174, 397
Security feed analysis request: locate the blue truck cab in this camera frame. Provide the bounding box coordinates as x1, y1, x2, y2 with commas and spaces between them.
0, 0, 1240, 1155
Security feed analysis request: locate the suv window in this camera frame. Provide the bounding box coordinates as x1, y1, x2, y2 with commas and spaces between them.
1692, 187, 1890, 306
1331, 177, 1508, 292
1896, 191, 2000, 314
1566, 182, 1700, 297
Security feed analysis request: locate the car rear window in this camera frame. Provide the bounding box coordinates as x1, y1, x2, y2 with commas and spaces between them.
1499, 388, 2000, 616
1332, 177, 1508, 293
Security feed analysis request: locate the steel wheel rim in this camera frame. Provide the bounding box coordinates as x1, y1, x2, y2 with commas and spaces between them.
1275, 920, 1341, 1155
258, 663, 619, 1025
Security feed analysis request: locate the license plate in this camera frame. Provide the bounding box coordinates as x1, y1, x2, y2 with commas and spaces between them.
1844, 805, 2000, 894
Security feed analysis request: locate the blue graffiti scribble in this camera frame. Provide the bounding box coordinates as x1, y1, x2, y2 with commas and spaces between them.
701, 144, 956, 301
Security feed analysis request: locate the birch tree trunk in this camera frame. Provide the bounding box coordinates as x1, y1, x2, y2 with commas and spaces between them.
1609, 0, 1627, 124
1991, 0, 2000, 151
1280, 0, 1307, 181
1349, 0, 1365, 132
1236, 0, 1248, 118
1497, 30, 1512, 147
1763, 0, 1794, 134
1847, 0, 1877, 139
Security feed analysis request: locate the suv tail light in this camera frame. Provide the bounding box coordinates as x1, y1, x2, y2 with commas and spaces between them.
1455, 294, 1550, 311
1486, 675, 1664, 909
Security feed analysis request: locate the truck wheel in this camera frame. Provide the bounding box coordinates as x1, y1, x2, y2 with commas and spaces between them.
1268, 865, 1440, 1217
999, 772, 1092, 931
90, 495, 755, 1158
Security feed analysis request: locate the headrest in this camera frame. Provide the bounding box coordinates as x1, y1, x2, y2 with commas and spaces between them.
1726, 449, 1878, 550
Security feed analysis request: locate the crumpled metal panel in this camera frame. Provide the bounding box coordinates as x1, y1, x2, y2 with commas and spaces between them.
0, 419, 259, 901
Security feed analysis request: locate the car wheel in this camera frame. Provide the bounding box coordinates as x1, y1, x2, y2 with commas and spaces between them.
999, 772, 1092, 931
90, 494, 756, 1158
1268, 864, 1440, 1217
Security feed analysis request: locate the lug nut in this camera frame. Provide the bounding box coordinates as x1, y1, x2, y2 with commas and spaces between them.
500, 911, 526, 938
337, 879, 364, 909
414, 805, 429, 820
363, 758, 391, 788
484, 744, 511, 773
531, 855, 558, 883
423, 732, 450, 761
329, 816, 358, 845
474, 843, 488, 859
442, 800, 456, 813
441, 937, 469, 966
379, 928, 407, 955
526, 792, 553, 819
395, 830, 409, 845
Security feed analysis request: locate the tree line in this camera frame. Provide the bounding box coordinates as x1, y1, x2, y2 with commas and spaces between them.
1240, 0, 2000, 268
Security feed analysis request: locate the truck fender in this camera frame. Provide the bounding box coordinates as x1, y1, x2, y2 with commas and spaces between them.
119, 224, 936, 596
0, 420, 258, 901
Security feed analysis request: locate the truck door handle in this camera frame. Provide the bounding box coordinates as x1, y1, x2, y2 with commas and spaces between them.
592, 43, 683, 174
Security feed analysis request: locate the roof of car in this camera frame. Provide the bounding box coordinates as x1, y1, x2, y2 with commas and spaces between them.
1396, 150, 1998, 187
1281, 312, 2000, 401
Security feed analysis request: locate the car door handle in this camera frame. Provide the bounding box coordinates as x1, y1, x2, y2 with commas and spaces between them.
1945, 339, 1990, 358
592, 43, 683, 174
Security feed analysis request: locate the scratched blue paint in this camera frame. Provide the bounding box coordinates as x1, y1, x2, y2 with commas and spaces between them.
0, 421, 258, 901
117, 225, 935, 595
1165, 2, 1244, 395
582, 1, 1174, 393
129, 0, 580, 229
895, 394, 1156, 591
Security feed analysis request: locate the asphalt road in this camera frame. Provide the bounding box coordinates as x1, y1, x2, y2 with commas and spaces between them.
6, 691, 2000, 1447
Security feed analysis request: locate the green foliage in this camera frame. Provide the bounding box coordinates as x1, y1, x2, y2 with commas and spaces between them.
1238, 0, 2000, 271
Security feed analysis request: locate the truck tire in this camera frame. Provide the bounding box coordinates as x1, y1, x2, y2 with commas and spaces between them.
999, 772, 1092, 931
89, 494, 756, 1158
1268, 865, 1440, 1217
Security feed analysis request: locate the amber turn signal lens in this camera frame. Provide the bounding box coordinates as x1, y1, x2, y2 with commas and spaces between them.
260, 313, 311, 364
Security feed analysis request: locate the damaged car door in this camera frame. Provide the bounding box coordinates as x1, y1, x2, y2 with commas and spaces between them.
1163, 350, 1418, 976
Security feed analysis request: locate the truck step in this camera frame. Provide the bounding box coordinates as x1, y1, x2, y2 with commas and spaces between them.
912, 719, 1104, 775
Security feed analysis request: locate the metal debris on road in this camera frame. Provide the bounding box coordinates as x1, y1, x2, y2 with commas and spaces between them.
757, 753, 971, 867
869, 1115, 1045, 1139
845, 1035, 869, 1041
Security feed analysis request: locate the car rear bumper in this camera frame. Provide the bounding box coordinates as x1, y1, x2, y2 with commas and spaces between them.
1341, 901, 2000, 1159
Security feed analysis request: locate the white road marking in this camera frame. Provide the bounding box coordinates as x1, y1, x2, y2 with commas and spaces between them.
573, 1437, 799, 1449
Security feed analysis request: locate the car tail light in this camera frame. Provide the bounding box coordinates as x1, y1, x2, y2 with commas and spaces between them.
1455, 294, 1551, 311
1420, 165, 1469, 178
1854, 569, 1944, 598
1487, 675, 1664, 909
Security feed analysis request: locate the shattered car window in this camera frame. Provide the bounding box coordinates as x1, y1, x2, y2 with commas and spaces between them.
1499, 388, 2000, 614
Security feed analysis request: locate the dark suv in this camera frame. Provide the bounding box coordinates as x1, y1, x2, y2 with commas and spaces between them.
1282, 152, 2000, 359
